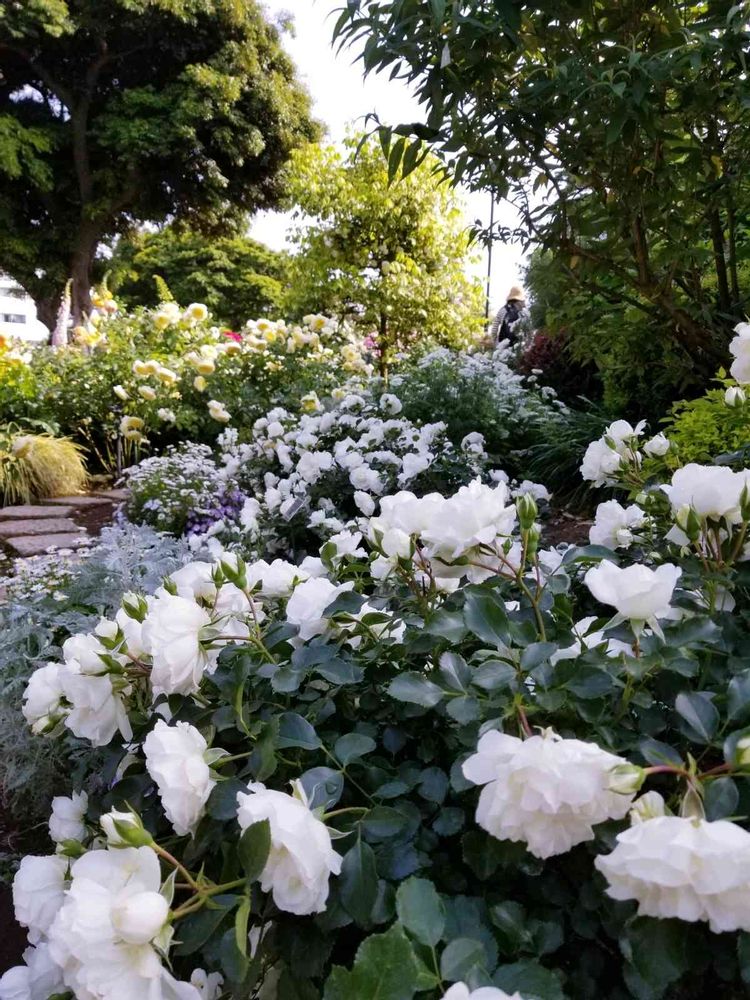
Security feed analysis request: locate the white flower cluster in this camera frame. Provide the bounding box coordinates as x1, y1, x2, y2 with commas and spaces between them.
581, 419, 669, 488
213, 385, 492, 552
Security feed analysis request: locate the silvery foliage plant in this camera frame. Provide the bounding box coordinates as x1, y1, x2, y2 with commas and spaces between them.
10, 432, 750, 999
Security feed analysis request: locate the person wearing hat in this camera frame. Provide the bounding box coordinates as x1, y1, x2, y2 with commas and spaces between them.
489, 285, 526, 347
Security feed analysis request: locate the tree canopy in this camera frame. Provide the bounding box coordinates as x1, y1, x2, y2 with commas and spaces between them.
108, 226, 287, 330
334, 1, 750, 382
0, 0, 320, 328
286, 135, 485, 372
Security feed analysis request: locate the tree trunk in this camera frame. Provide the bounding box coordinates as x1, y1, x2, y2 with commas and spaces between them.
708, 208, 731, 316
378, 312, 389, 381
35, 296, 59, 334
70, 232, 97, 326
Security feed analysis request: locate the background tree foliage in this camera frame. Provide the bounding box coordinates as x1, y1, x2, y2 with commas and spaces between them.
0, 0, 320, 328
334, 0, 750, 391
108, 226, 287, 330
285, 135, 485, 372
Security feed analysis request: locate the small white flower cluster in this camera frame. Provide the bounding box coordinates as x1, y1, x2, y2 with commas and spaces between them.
729, 320, 750, 385
581, 419, 670, 488
213, 385, 491, 553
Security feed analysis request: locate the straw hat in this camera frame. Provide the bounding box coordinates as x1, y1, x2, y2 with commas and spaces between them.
507, 285, 525, 302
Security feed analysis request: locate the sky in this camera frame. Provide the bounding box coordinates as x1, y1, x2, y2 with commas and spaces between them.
251, 0, 526, 314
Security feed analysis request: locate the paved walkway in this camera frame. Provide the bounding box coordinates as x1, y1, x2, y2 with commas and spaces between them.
0, 490, 128, 557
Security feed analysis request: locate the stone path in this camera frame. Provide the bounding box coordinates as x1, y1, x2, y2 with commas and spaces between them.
0, 490, 127, 558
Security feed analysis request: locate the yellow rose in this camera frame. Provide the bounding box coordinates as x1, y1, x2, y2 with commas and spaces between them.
138, 386, 157, 401
193, 375, 207, 392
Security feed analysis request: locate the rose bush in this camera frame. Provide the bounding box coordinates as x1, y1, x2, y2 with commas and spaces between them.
8, 419, 750, 1000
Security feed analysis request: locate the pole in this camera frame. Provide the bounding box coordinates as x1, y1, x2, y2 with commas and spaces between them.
485, 194, 495, 323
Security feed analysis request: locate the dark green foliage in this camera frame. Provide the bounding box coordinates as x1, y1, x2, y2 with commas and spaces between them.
108, 226, 288, 329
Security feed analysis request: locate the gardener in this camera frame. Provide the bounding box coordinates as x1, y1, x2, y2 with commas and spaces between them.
490, 285, 526, 347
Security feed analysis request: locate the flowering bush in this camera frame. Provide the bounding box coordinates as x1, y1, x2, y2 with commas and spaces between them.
10, 427, 750, 999
392, 347, 566, 476
0, 303, 370, 470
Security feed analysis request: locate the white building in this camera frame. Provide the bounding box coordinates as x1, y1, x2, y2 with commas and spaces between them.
0, 274, 49, 343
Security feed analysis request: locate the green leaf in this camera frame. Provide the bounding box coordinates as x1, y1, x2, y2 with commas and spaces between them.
674, 691, 719, 743
728, 671, 750, 722
396, 877, 445, 947
388, 672, 444, 707
446, 695, 481, 723
440, 938, 486, 982
429, 0, 446, 27
704, 776, 739, 820
316, 658, 364, 685
277, 713, 322, 750
621, 918, 690, 992
339, 837, 378, 927
234, 896, 251, 957
439, 651, 471, 692
491, 901, 529, 953
424, 609, 468, 643
472, 659, 516, 690
362, 805, 410, 842
335, 733, 377, 766
738, 932, 750, 985
493, 959, 566, 999
464, 589, 511, 647
174, 894, 238, 956
639, 738, 683, 768
206, 778, 246, 821
299, 767, 344, 811
238, 819, 271, 883
324, 925, 419, 1000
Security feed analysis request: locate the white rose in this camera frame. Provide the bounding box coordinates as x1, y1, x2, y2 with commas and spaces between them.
589, 500, 645, 550
663, 463, 748, 523
236, 782, 342, 915
350, 464, 383, 493
49, 791, 88, 844
12, 855, 68, 944
61, 670, 133, 747
327, 530, 366, 564
399, 452, 433, 483
100, 808, 145, 847
379, 393, 402, 415
585, 560, 681, 623
62, 631, 110, 673
47, 846, 179, 999
606, 419, 646, 446
353, 490, 376, 517
595, 816, 750, 932
0, 942, 65, 1000
580, 438, 622, 487
142, 594, 216, 698
725, 385, 746, 408
190, 969, 224, 999
22, 663, 66, 734
0, 965, 30, 1000
420, 480, 516, 565
462, 730, 634, 859
246, 558, 308, 598
144, 720, 217, 836
729, 323, 750, 383
643, 432, 670, 457
285, 578, 354, 641
444, 985, 524, 1000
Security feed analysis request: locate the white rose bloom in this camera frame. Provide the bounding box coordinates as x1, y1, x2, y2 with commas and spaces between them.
580, 438, 622, 487
399, 451, 433, 483
61, 670, 133, 747
298, 555, 326, 579
350, 464, 383, 493
12, 855, 68, 944
606, 419, 646, 446
729, 322, 750, 383
421, 480, 516, 565
663, 463, 748, 523
49, 791, 88, 844
0, 942, 65, 1000
585, 560, 681, 623
240, 497, 262, 535
100, 808, 143, 847
22, 663, 66, 734
47, 847, 185, 1000
643, 432, 670, 457
190, 969, 224, 999
143, 720, 217, 836
353, 490, 376, 516
589, 500, 646, 550
142, 594, 216, 698
379, 393, 402, 415
462, 730, 634, 859
327, 530, 366, 563
596, 816, 750, 932
725, 385, 746, 408
236, 782, 342, 915
550, 616, 633, 664
285, 578, 354, 641
246, 558, 308, 598
444, 985, 524, 1000
115, 603, 150, 659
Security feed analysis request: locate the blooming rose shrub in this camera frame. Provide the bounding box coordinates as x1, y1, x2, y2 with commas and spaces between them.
10, 442, 750, 998
391, 347, 566, 476
0, 303, 370, 470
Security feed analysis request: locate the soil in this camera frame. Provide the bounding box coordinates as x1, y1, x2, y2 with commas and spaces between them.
545, 506, 592, 547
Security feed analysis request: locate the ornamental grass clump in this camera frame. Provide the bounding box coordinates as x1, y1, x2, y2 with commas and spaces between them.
11, 427, 750, 997
0, 427, 87, 505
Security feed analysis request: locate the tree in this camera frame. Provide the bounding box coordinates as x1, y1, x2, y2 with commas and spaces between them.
108, 226, 287, 329
0, 0, 320, 329
334, 1, 750, 385
285, 136, 484, 373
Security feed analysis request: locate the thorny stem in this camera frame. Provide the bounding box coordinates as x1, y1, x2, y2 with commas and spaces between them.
153, 843, 199, 892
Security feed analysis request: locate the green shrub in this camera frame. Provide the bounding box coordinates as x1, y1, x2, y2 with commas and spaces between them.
665, 383, 750, 464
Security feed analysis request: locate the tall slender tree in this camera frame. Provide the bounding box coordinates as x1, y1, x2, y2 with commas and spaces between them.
0, 0, 319, 328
